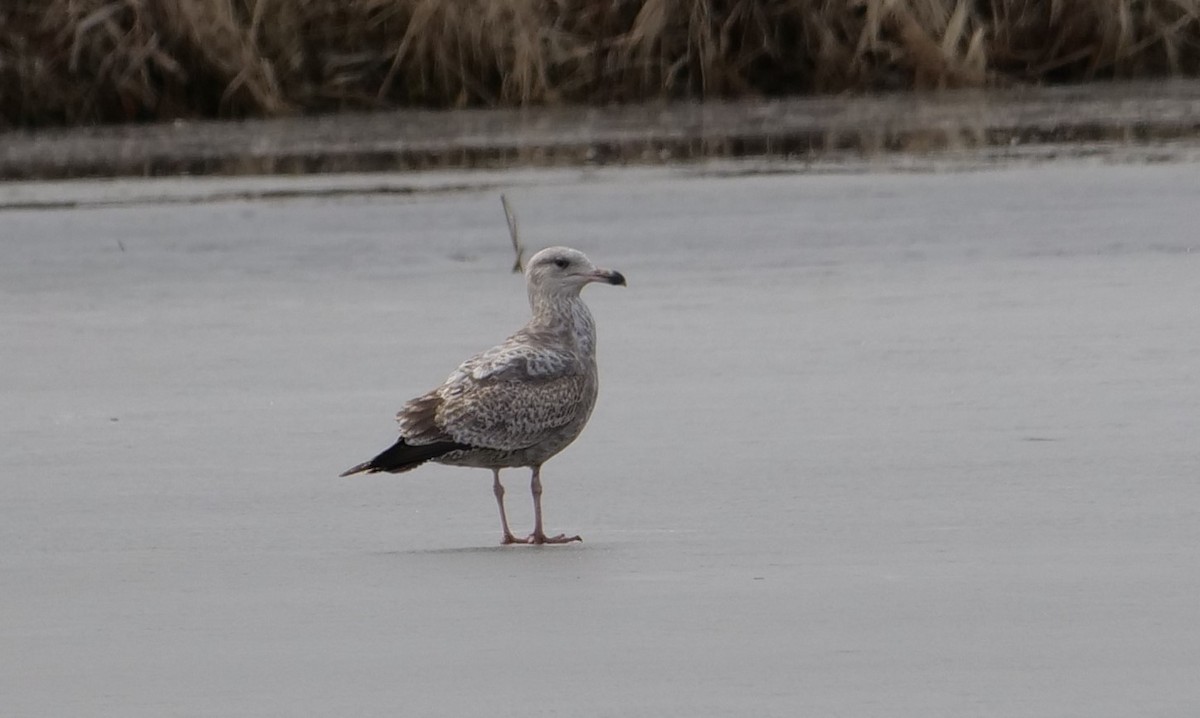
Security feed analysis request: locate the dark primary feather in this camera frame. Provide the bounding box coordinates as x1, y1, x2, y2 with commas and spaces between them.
338, 438, 469, 477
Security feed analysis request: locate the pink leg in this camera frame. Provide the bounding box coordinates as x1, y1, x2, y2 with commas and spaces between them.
528, 465, 581, 545
492, 469, 522, 545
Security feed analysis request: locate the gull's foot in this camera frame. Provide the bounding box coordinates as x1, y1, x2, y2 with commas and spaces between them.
501, 531, 582, 545
528, 532, 582, 545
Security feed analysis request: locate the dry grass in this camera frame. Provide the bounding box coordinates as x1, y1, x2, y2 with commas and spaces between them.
3, 0, 1200, 127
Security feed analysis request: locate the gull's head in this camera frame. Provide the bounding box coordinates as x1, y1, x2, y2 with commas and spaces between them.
525, 246, 626, 299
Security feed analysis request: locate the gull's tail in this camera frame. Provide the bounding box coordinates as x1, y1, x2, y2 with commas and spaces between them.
339, 438, 468, 477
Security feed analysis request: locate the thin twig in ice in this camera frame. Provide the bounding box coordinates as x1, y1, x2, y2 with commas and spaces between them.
500, 194, 524, 273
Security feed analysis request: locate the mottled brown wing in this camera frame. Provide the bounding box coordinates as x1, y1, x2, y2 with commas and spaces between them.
395, 391, 456, 445
434, 374, 590, 451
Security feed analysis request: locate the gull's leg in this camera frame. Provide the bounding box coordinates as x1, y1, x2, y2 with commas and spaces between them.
528, 465, 581, 545
492, 469, 522, 545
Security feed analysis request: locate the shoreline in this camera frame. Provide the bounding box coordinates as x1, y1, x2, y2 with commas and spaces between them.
3, 81, 1200, 181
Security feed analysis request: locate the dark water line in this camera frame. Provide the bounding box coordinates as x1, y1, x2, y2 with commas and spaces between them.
3, 81, 1200, 181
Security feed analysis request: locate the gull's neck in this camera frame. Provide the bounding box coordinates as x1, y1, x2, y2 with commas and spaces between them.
528, 291, 597, 360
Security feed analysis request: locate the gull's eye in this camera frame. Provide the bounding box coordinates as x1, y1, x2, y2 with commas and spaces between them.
553, 258, 569, 269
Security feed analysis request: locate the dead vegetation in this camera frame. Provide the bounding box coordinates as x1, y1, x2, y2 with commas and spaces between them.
500, 194, 525, 273
3, 0, 1200, 128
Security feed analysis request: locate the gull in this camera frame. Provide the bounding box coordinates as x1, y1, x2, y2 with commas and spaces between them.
340, 246, 626, 544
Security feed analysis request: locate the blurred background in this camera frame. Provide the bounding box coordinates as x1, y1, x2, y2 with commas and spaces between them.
4, 0, 1200, 127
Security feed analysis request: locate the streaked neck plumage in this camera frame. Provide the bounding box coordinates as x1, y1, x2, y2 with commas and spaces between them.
528, 290, 597, 362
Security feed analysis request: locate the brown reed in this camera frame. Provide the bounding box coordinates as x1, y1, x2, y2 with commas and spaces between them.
2, 0, 1199, 128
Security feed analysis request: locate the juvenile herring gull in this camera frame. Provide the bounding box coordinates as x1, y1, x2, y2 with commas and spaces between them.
340, 246, 626, 545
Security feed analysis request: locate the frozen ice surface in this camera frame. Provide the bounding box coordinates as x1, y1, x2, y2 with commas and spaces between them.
2, 161, 1199, 716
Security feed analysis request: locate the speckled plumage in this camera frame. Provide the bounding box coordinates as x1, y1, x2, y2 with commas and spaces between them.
340, 246, 626, 545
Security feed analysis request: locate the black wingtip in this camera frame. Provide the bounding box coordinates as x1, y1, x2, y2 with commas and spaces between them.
338, 462, 374, 478
338, 438, 468, 477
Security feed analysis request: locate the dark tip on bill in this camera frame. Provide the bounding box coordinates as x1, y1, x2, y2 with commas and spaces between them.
608, 270, 627, 286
